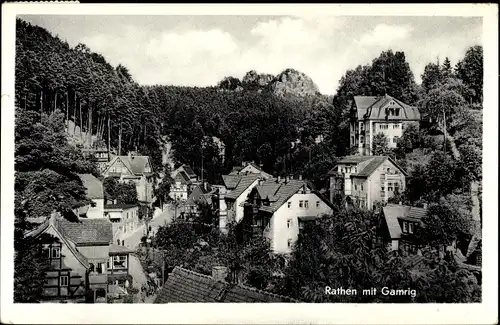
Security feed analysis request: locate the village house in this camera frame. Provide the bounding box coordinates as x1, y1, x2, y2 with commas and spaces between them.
216, 164, 273, 232
24, 213, 114, 303
81, 147, 110, 174
241, 176, 333, 254
107, 244, 134, 284
102, 153, 155, 204
328, 155, 407, 210
350, 94, 421, 155
229, 161, 273, 179
222, 174, 262, 232
181, 183, 215, 219
169, 164, 198, 202
75, 174, 104, 219
376, 203, 427, 255
154, 266, 297, 303
104, 203, 140, 247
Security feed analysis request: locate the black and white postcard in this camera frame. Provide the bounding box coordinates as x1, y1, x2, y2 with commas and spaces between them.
1, 3, 498, 324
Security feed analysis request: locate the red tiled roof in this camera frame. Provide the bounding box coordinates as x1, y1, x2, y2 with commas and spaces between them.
154, 266, 297, 303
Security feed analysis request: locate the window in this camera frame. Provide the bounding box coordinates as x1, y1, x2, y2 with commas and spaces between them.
360, 136, 364, 144
42, 245, 51, 258
287, 239, 293, 248
287, 202, 291, 208
395, 108, 400, 116
354, 184, 357, 191
408, 223, 414, 234
379, 124, 388, 130
60, 276, 69, 286
402, 221, 408, 233
299, 201, 304, 208
381, 186, 385, 191
393, 136, 398, 143
107, 258, 111, 270
393, 124, 400, 129
304, 201, 309, 208
388, 183, 394, 191
395, 182, 400, 191
361, 184, 364, 191
113, 255, 128, 269
51, 247, 60, 258
287, 219, 292, 229
316, 201, 320, 208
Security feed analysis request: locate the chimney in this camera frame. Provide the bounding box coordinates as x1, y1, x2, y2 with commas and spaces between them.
113, 199, 117, 205
422, 203, 428, 209
298, 175, 303, 181
212, 266, 228, 282
128, 151, 132, 159
277, 176, 281, 183
204, 181, 208, 192
399, 201, 402, 205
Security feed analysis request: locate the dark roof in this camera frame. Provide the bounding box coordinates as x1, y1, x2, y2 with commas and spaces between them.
353, 96, 378, 120
225, 174, 261, 200
78, 174, 104, 199
109, 243, 134, 255
57, 218, 113, 245
154, 266, 297, 303
180, 164, 197, 178
260, 179, 306, 214
222, 175, 240, 189
383, 204, 427, 239
114, 155, 152, 175
25, 214, 90, 268
329, 156, 407, 177
354, 95, 420, 121
355, 156, 387, 177
185, 185, 213, 207
104, 204, 138, 210
254, 180, 280, 200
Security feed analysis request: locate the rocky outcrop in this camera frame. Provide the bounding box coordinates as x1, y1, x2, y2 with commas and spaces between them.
217, 69, 321, 98
268, 69, 320, 98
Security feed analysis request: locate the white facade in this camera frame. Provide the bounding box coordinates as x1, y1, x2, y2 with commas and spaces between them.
105, 205, 140, 247
268, 192, 333, 254
86, 198, 104, 219
227, 179, 260, 225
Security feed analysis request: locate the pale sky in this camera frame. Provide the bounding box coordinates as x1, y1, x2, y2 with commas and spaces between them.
19, 15, 482, 95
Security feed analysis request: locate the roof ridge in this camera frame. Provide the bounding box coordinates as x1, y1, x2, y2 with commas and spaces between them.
172, 266, 297, 302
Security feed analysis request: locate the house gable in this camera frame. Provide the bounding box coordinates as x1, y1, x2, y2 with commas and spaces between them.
104, 157, 134, 176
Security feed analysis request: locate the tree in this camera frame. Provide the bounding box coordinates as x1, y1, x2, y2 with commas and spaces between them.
455, 45, 483, 103
103, 177, 138, 205
14, 108, 96, 302
416, 194, 473, 251
441, 57, 454, 80
423, 151, 469, 201
421, 61, 442, 92
372, 133, 390, 156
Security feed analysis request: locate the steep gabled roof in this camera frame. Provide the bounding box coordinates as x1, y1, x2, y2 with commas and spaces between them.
355, 156, 387, 177
222, 175, 240, 189
181, 164, 197, 178
25, 214, 90, 268
363, 95, 420, 121
57, 218, 113, 245
225, 174, 260, 200
329, 156, 407, 177
383, 204, 427, 239
118, 156, 152, 175
259, 179, 307, 214
353, 96, 378, 120
78, 174, 104, 199
154, 266, 297, 303
254, 180, 280, 200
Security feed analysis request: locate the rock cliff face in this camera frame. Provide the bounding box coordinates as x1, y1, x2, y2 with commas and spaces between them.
217, 69, 321, 97
268, 68, 320, 98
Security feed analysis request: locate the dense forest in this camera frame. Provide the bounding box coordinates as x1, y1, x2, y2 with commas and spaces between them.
14, 17, 483, 303
15, 18, 483, 189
